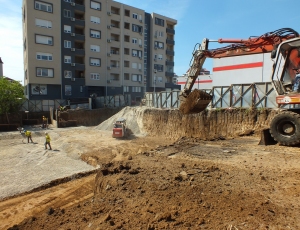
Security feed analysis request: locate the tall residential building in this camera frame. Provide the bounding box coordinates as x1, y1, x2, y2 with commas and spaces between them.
22, 0, 179, 103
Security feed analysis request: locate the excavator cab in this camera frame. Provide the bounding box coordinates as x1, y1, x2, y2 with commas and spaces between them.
271, 37, 300, 103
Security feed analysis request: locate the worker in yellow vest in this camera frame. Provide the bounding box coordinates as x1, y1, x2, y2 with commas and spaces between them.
45, 132, 52, 150
24, 130, 33, 143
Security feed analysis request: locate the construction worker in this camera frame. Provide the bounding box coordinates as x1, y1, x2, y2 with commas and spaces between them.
24, 130, 33, 143
292, 67, 300, 93
44, 132, 52, 150
42, 116, 47, 129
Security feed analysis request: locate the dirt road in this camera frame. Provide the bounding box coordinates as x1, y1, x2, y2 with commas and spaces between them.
1, 127, 300, 229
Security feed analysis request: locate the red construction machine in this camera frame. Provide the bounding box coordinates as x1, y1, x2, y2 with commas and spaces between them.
179, 28, 300, 146
112, 117, 127, 138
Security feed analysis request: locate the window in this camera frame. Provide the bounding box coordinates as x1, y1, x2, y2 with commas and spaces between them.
132, 38, 137, 44
36, 68, 53, 77
157, 76, 163, 82
80, 86, 83, 93
64, 70, 72, 78
123, 86, 129, 92
90, 73, 100, 80
64, 9, 71, 18
35, 1, 52, 13
155, 17, 164, 27
31, 84, 47, 95
64, 25, 71, 33
91, 16, 100, 24
91, 1, 101, 10
132, 24, 142, 33
132, 62, 137, 69
154, 41, 164, 49
132, 13, 138, 19
64, 40, 71, 48
90, 29, 101, 38
132, 49, 142, 58
90, 44, 100, 52
131, 74, 142, 82
90, 16, 100, 24
64, 56, 71, 63
154, 64, 163, 72
132, 86, 141, 92
65, 85, 72, 96
124, 35, 130, 42
158, 31, 164, 37
36, 52, 52, 61
64, 0, 73, 2
90, 58, 100, 66
125, 9, 130, 17
124, 61, 129, 67
35, 18, 52, 28
158, 54, 163, 60
35, 35, 53, 45
124, 73, 129, 80
132, 50, 137, 57
124, 48, 129, 55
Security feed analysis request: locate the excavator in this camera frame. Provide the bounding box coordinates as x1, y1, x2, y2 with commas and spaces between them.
179, 28, 300, 146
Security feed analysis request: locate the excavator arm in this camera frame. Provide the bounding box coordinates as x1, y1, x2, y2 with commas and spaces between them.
179, 28, 299, 114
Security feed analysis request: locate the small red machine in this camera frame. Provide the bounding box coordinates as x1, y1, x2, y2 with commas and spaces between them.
112, 117, 127, 138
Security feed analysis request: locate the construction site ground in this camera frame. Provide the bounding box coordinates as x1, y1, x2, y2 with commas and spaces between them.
1, 110, 300, 229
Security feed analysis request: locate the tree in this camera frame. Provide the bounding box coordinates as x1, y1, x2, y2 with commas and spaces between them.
0, 77, 25, 123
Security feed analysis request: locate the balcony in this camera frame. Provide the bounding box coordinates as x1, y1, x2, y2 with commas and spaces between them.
165, 60, 174, 66
166, 50, 175, 56
166, 39, 175, 45
72, 2, 85, 12
165, 71, 175, 77
166, 28, 175, 35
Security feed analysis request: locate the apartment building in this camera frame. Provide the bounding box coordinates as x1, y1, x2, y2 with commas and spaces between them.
22, 0, 178, 102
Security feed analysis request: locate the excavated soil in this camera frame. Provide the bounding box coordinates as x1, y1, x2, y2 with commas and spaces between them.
1, 107, 300, 230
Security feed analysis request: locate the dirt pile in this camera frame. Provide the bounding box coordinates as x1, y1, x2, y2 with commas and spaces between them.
95, 106, 147, 136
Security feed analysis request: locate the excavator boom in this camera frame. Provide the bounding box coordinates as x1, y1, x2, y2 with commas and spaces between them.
179, 28, 299, 114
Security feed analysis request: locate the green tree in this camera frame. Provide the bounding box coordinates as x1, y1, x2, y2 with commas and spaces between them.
0, 77, 25, 123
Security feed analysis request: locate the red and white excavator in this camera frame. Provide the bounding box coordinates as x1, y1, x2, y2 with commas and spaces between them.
179, 28, 300, 146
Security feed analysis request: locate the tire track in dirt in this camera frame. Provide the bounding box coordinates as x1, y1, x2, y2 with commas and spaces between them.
0, 174, 96, 230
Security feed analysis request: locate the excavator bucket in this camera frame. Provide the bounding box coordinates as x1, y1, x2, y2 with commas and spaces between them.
179, 89, 213, 114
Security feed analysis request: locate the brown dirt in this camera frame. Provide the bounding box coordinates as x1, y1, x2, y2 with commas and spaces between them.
1, 133, 300, 230
179, 89, 212, 114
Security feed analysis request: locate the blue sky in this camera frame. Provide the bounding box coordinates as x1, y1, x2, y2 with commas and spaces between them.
0, 0, 299, 84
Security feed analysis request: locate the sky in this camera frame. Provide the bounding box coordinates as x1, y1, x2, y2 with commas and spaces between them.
0, 0, 300, 85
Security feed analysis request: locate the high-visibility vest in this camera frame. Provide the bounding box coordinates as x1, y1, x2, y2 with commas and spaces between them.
45, 134, 51, 142
25, 131, 31, 137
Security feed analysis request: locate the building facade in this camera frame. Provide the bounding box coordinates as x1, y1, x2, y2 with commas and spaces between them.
22, 0, 178, 102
